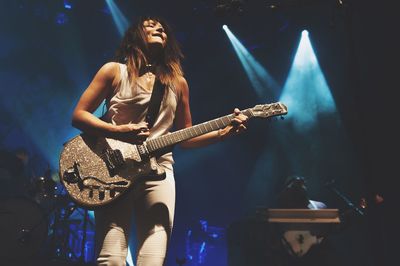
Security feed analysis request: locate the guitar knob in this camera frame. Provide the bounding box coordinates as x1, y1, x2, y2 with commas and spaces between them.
89, 186, 94, 198
99, 186, 105, 200
109, 185, 116, 198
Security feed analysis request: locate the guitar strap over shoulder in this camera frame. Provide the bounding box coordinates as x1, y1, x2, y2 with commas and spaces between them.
145, 77, 166, 129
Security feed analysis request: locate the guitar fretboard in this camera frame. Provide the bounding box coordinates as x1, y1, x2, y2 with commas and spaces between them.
145, 109, 253, 153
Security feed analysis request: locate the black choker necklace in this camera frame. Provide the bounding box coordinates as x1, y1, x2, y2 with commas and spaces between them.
145, 64, 155, 72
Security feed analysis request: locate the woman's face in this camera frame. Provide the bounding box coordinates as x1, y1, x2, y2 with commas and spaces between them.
143, 19, 167, 48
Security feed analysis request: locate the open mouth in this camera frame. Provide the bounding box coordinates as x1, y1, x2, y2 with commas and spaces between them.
152, 33, 164, 39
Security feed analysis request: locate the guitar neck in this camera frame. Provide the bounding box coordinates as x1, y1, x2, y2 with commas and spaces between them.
145, 108, 254, 153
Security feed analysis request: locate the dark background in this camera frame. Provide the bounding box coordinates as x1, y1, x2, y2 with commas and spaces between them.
0, 0, 397, 265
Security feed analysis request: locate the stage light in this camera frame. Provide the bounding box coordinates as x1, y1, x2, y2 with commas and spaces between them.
63, 0, 72, 10
223, 26, 279, 100
105, 0, 129, 37
222, 24, 228, 30
126, 247, 135, 266
279, 29, 336, 131
55, 12, 69, 25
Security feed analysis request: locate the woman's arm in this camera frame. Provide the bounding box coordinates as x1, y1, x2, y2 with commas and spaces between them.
174, 77, 248, 149
72, 62, 149, 144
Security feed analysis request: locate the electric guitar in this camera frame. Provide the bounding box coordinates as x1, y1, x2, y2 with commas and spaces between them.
59, 102, 287, 209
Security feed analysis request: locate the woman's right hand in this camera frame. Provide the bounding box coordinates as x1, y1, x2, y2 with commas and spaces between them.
114, 121, 150, 144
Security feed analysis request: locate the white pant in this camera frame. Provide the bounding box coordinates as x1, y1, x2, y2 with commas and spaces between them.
95, 169, 175, 266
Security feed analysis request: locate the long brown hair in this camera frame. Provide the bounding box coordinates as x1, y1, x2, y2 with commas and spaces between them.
114, 16, 184, 84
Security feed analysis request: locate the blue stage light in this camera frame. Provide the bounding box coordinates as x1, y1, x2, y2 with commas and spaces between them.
55, 12, 69, 25
223, 26, 280, 100
280, 29, 336, 131
64, 0, 72, 10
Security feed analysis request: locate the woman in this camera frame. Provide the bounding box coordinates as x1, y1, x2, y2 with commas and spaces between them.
71, 16, 248, 265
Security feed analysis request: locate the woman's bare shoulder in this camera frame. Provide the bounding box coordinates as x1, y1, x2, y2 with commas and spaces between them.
99, 62, 121, 75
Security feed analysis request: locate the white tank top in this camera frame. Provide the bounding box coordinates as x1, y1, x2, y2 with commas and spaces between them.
102, 63, 179, 170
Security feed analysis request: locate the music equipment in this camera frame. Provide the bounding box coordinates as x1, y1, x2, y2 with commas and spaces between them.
31, 176, 57, 207
264, 208, 340, 257
0, 197, 48, 261
59, 102, 288, 208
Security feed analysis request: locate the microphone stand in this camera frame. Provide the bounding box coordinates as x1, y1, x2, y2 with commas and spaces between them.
50, 197, 79, 261
326, 181, 364, 216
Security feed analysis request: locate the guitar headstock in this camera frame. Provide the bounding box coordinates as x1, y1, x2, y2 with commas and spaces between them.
250, 102, 288, 119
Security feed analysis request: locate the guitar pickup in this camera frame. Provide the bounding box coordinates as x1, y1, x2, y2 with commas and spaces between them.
103, 148, 125, 176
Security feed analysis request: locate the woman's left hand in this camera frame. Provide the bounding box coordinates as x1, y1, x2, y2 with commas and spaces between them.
219, 108, 248, 140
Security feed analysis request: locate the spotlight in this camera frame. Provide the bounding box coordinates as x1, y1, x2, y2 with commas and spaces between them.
63, 0, 72, 10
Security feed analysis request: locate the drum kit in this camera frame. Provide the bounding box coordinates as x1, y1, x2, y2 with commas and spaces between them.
0, 149, 95, 264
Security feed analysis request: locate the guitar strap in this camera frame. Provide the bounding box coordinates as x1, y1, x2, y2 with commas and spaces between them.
145, 77, 166, 129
